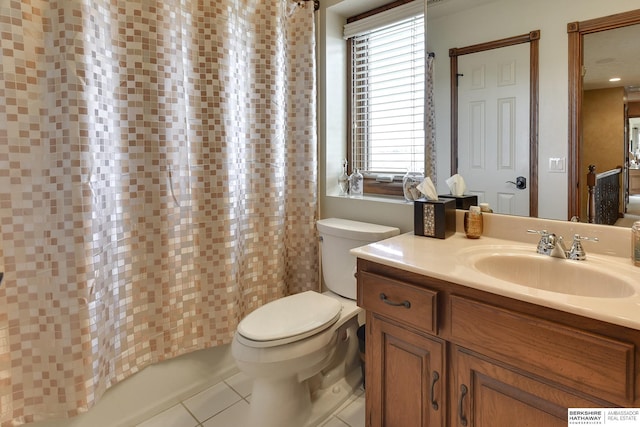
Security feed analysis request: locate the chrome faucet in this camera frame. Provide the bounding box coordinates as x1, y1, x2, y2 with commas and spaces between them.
528, 230, 556, 256
567, 234, 599, 260
528, 230, 598, 260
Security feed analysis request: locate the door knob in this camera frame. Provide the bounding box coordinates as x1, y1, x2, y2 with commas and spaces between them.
506, 176, 527, 190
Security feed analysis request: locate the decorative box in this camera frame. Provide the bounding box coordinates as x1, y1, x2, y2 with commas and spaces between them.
438, 194, 478, 210
414, 199, 456, 239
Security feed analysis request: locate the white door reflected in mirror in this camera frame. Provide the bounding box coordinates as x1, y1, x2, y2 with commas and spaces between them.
458, 43, 530, 216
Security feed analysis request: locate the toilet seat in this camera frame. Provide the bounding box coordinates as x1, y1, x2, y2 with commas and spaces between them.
236, 291, 342, 348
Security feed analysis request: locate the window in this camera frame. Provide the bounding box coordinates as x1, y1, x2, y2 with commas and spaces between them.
345, 0, 425, 193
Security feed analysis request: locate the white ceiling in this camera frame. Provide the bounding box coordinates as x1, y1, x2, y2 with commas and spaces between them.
583, 23, 640, 100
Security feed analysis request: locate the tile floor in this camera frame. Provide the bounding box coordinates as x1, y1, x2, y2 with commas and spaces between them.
135, 371, 365, 427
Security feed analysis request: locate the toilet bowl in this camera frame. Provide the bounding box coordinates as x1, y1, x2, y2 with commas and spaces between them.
231, 218, 399, 427
232, 291, 361, 427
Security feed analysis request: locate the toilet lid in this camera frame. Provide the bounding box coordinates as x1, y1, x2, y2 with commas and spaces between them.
237, 291, 342, 343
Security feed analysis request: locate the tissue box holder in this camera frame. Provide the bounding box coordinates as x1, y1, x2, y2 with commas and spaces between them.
438, 194, 478, 210
414, 199, 456, 239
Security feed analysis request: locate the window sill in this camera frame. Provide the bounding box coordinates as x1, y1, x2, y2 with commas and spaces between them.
326, 193, 412, 205
363, 177, 405, 197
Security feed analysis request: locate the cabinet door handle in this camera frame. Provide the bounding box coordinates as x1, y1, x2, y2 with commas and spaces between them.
379, 293, 411, 308
430, 371, 440, 410
458, 384, 468, 426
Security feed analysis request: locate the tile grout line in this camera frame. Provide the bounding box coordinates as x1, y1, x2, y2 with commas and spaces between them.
223, 379, 248, 401
179, 402, 201, 426
185, 384, 246, 425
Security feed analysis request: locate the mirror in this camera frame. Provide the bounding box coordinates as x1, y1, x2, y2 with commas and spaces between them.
450, 32, 539, 217
427, 1, 640, 221
567, 9, 640, 221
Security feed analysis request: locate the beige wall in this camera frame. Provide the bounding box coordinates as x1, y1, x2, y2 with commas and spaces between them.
318, 0, 640, 229
581, 87, 625, 218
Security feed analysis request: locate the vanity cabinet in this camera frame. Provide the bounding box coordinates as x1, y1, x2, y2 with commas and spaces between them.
360, 271, 445, 427
357, 259, 640, 427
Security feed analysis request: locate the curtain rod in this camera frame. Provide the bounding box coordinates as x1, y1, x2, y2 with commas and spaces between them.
298, 0, 319, 11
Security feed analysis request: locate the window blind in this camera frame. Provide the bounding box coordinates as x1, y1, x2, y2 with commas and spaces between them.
348, 5, 425, 175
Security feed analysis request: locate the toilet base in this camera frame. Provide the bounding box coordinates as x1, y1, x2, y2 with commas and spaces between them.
247, 359, 363, 427
305, 365, 363, 427
249, 376, 312, 427
243, 318, 362, 427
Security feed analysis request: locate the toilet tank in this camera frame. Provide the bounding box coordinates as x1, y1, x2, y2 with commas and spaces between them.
316, 218, 400, 300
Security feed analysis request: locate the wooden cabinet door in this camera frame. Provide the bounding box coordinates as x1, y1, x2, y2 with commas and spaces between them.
451, 346, 609, 427
366, 313, 445, 427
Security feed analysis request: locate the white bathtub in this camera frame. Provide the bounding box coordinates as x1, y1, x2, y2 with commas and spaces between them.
31, 344, 237, 427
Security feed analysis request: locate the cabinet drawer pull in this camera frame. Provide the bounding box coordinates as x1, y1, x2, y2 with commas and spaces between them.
458, 384, 468, 426
379, 293, 411, 308
430, 371, 440, 410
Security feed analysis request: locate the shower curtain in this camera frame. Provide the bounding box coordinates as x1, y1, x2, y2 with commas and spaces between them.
0, 0, 318, 424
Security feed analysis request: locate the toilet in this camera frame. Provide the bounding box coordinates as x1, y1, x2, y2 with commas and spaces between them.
231, 218, 399, 427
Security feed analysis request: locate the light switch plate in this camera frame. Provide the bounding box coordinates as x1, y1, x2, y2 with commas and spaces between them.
549, 157, 566, 173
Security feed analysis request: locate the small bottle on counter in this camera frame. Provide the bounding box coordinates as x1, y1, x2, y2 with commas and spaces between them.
464, 205, 483, 239
632, 221, 640, 266
349, 169, 364, 198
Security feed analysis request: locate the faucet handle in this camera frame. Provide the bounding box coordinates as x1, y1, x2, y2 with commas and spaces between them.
527, 229, 552, 255
568, 234, 599, 260
573, 234, 599, 243
527, 229, 548, 235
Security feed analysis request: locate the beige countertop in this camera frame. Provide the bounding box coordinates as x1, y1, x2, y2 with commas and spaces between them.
351, 212, 640, 330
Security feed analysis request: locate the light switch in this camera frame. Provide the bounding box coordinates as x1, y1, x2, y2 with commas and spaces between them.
549, 157, 566, 173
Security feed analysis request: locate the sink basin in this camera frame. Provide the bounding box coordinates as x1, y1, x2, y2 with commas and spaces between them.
464, 249, 635, 298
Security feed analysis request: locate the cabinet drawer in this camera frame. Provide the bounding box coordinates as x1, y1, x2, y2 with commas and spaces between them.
450, 295, 635, 403
358, 271, 438, 334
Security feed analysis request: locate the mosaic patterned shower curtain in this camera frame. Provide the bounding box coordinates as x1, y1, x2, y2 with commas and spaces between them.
0, 0, 318, 424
